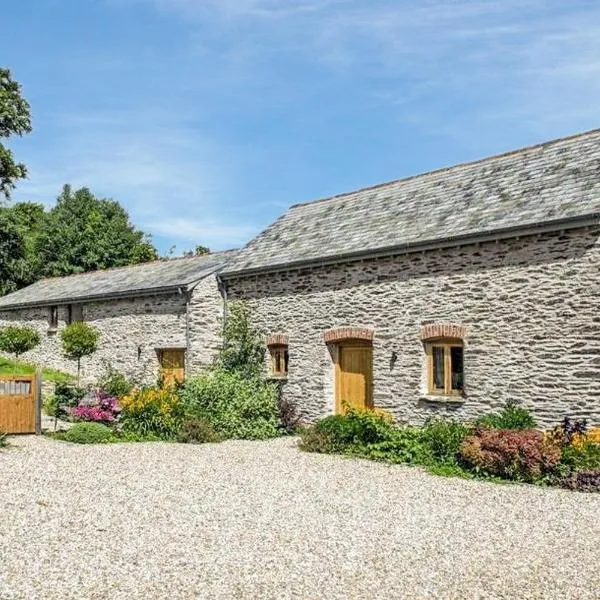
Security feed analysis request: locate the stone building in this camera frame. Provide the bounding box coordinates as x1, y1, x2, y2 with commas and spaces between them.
1, 129, 599, 427
0, 251, 235, 383
221, 129, 600, 427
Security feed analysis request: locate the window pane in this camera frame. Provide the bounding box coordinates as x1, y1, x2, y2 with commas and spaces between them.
451, 346, 464, 391
432, 346, 445, 390
284, 350, 289, 374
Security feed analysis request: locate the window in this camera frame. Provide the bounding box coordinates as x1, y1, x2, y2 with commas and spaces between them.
48, 306, 58, 330
269, 345, 289, 378
67, 304, 84, 324
426, 341, 464, 395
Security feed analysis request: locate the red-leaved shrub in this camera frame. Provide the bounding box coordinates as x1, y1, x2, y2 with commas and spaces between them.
459, 428, 561, 482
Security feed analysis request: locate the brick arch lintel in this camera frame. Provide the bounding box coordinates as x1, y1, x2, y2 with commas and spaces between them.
420, 323, 467, 342
323, 327, 374, 344
266, 333, 289, 347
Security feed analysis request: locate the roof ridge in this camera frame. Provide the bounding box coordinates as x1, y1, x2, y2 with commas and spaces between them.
289, 127, 600, 210
35, 249, 239, 284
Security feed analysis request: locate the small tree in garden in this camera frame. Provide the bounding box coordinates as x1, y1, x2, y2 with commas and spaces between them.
60, 322, 99, 384
216, 301, 265, 378
0, 325, 40, 363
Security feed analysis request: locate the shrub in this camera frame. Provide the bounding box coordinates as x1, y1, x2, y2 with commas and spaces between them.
313, 414, 351, 435
0, 325, 40, 361
72, 391, 121, 425
309, 415, 354, 452
298, 426, 338, 454
583, 427, 600, 446
319, 409, 395, 448
42, 394, 54, 416
60, 322, 100, 383
119, 385, 183, 439
354, 427, 429, 464
300, 409, 398, 456
46, 382, 86, 426
561, 469, 600, 493
63, 422, 113, 444
559, 440, 600, 473
476, 400, 537, 430
459, 428, 561, 482
0, 430, 7, 448
546, 417, 588, 448
97, 364, 134, 398
420, 418, 472, 464
177, 418, 220, 444
277, 392, 301, 434
216, 302, 265, 378
181, 370, 279, 440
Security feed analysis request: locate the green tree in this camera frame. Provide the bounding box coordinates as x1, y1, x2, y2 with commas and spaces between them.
183, 245, 211, 258
0, 212, 26, 295
0, 68, 32, 200
36, 185, 158, 277
60, 322, 100, 384
216, 302, 264, 378
0, 201, 45, 291
0, 325, 40, 362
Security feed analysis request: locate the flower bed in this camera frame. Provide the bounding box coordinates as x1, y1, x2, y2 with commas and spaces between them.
72, 391, 121, 425
299, 403, 600, 492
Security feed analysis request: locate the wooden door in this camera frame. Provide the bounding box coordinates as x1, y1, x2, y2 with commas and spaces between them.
0, 374, 38, 434
336, 343, 373, 414
159, 350, 186, 385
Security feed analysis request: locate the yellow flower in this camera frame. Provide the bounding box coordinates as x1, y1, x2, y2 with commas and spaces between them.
573, 427, 600, 448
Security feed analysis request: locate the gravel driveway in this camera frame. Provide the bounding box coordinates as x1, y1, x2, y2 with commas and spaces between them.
1, 436, 599, 600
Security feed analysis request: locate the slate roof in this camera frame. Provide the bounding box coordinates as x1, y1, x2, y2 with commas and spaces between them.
223, 129, 600, 276
0, 250, 237, 310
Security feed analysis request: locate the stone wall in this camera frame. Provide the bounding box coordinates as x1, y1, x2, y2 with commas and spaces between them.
187, 275, 225, 374
225, 226, 600, 427
0, 293, 188, 383
0, 275, 225, 384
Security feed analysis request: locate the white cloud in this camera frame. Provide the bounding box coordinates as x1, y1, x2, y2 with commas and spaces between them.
12, 106, 244, 248
144, 216, 255, 248
145, 0, 600, 133
152, 0, 343, 19
14, 0, 600, 254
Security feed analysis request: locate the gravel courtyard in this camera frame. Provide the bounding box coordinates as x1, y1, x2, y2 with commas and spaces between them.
1, 436, 599, 600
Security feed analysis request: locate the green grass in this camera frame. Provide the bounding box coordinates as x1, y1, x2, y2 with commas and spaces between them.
46, 430, 165, 444
0, 357, 74, 383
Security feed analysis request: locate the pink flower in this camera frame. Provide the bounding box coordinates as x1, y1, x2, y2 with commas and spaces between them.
71, 392, 121, 424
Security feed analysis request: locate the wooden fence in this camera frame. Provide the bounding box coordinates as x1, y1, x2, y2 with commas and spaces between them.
0, 372, 41, 434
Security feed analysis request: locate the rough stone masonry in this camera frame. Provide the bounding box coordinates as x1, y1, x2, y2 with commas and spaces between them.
0, 274, 224, 384
225, 226, 600, 427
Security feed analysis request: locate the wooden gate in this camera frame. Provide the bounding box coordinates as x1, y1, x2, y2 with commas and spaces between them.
0, 373, 41, 434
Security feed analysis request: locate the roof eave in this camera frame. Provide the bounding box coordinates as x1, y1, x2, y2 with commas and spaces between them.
0, 259, 231, 312
221, 213, 600, 279
0, 284, 185, 312
0, 261, 232, 312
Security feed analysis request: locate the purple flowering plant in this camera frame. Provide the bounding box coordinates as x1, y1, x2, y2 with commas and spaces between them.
72, 390, 121, 425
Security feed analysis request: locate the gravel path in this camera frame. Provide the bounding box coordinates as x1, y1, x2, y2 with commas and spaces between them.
1, 436, 599, 600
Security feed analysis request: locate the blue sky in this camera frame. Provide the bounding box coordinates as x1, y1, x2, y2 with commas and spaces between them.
3, 0, 600, 254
